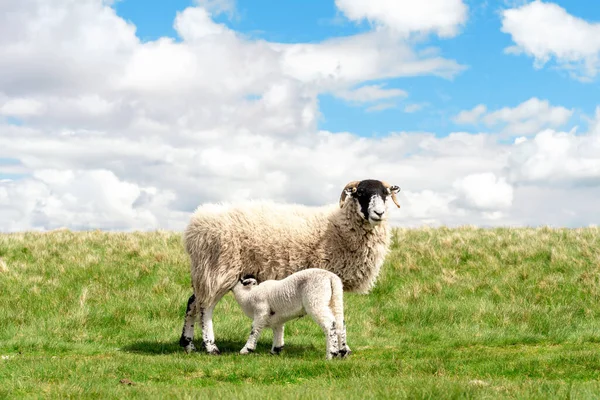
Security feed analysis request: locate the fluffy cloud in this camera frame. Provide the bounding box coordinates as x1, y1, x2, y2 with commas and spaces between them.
0, 98, 45, 117
502, 1, 600, 80
0, 169, 179, 231
453, 104, 487, 124
453, 98, 573, 136
335, 0, 468, 38
0, 0, 138, 97
507, 124, 600, 186
194, 0, 236, 17
453, 173, 514, 211
335, 85, 407, 103
403, 103, 428, 113
279, 31, 465, 88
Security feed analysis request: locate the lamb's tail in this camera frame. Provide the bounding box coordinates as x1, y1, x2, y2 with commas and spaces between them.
329, 275, 345, 336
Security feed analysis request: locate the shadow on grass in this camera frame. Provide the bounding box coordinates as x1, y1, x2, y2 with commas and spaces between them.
122, 339, 318, 356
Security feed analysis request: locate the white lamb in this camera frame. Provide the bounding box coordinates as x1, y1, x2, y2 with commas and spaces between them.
231, 268, 350, 360
180, 179, 401, 354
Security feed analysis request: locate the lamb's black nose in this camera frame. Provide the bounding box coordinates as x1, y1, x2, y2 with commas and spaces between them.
374, 211, 383, 217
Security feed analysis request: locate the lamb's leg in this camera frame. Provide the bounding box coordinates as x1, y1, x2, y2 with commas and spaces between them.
338, 319, 351, 358
240, 312, 268, 354
310, 311, 339, 360
200, 300, 222, 355
179, 294, 198, 353
270, 324, 285, 355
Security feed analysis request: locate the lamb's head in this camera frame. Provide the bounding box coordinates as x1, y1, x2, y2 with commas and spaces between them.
233, 274, 258, 294
339, 179, 401, 225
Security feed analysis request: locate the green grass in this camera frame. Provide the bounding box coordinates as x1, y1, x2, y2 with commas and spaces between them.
2, 227, 600, 399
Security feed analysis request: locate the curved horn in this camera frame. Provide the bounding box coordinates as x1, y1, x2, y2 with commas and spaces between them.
382, 181, 401, 208
339, 180, 360, 208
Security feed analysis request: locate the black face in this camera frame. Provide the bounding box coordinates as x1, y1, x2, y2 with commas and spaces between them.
352, 180, 388, 221
241, 274, 257, 282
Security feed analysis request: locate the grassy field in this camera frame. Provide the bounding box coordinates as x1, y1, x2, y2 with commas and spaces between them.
2, 227, 600, 399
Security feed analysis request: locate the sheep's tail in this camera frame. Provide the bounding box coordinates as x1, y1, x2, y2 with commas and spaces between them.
330, 275, 345, 335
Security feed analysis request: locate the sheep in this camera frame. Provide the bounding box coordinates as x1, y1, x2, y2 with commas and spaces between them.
231, 269, 350, 360
179, 179, 401, 354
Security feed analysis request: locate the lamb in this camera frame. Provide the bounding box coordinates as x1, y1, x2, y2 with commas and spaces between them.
231, 269, 350, 360
180, 179, 401, 354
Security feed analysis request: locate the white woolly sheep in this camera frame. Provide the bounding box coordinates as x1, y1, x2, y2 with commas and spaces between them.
179, 179, 401, 354
231, 268, 350, 360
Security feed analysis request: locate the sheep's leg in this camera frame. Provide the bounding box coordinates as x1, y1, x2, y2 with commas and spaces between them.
179, 294, 198, 353
270, 324, 285, 355
338, 319, 351, 358
200, 300, 222, 355
240, 313, 268, 354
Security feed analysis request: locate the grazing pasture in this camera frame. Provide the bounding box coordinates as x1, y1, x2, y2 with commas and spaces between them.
1, 227, 600, 398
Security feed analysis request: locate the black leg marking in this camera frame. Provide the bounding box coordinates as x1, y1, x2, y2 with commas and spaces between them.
270, 310, 275, 316
179, 294, 196, 350
330, 351, 339, 358
339, 349, 351, 358
187, 294, 196, 312
272, 346, 284, 355
179, 335, 192, 347
329, 321, 337, 337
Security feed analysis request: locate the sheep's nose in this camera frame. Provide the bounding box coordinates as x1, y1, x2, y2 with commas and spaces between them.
374, 210, 384, 217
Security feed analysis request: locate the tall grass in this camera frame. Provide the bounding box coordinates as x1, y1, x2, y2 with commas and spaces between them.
1, 227, 600, 398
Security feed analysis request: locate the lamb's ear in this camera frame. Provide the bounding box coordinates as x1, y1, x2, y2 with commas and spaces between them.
242, 278, 257, 287
339, 180, 360, 208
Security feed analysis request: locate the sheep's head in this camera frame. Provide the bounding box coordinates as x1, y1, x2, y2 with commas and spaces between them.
339, 179, 401, 225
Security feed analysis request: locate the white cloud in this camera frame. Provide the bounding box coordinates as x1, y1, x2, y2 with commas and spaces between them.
507, 125, 600, 186
335, 84, 407, 103
335, 0, 468, 38
0, 98, 45, 117
194, 0, 236, 17
0, 169, 180, 231
279, 31, 466, 88
0, 0, 138, 97
403, 103, 428, 113
453, 173, 514, 211
453, 98, 573, 136
175, 7, 229, 40
502, 1, 600, 80
453, 104, 487, 124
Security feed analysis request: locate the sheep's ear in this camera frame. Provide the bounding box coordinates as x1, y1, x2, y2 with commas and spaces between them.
339, 180, 360, 208
382, 181, 401, 208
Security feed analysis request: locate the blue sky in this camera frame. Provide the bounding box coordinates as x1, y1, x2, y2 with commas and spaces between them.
115, 0, 600, 137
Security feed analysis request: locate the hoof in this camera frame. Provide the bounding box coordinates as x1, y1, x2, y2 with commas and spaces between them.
206, 347, 221, 355
339, 348, 352, 358
183, 343, 196, 354
203, 341, 221, 355
270, 346, 284, 355
240, 347, 254, 355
